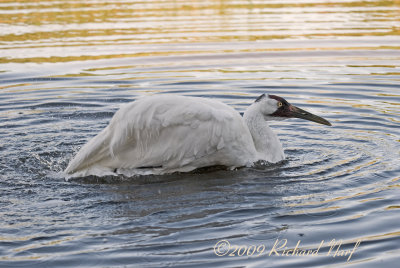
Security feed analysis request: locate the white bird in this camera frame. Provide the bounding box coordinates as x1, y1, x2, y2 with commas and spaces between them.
65, 94, 331, 178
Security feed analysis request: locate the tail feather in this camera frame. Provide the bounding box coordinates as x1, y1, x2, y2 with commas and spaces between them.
65, 128, 111, 174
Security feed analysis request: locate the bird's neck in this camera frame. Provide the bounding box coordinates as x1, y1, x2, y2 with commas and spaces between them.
243, 105, 284, 163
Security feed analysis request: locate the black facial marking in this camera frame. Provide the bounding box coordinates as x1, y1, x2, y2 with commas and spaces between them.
268, 94, 289, 106
268, 95, 291, 117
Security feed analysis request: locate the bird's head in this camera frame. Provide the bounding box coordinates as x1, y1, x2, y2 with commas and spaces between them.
254, 94, 331, 126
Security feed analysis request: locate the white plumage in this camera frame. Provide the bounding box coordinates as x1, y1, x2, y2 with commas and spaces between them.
65, 94, 330, 178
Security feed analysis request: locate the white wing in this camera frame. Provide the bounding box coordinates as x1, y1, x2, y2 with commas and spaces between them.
65, 95, 256, 177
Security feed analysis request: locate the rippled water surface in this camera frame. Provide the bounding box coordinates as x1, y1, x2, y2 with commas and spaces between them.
1, 0, 400, 267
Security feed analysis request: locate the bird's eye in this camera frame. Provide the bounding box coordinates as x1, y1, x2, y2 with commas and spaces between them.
277, 102, 283, 107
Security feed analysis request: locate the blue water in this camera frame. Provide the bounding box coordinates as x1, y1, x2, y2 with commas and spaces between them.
1, 0, 400, 267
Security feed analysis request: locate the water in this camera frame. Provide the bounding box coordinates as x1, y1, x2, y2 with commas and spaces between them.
1, 0, 400, 267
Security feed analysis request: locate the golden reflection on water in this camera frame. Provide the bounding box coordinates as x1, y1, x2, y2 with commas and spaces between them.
283, 177, 400, 212
1, 0, 399, 64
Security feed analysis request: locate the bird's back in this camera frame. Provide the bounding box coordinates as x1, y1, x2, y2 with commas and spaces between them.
65, 95, 256, 177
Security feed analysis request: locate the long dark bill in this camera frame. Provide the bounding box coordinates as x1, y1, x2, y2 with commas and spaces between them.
290, 105, 332, 126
